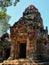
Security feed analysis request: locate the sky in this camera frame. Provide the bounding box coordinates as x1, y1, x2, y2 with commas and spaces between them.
7, 0, 49, 33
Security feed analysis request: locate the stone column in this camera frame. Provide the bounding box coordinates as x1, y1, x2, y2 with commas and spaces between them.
10, 42, 15, 59
26, 37, 30, 58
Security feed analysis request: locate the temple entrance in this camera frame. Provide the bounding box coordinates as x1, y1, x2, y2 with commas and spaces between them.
5, 48, 10, 60
19, 43, 26, 58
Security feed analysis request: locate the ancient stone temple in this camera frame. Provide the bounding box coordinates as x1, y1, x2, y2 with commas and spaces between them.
10, 5, 49, 60
0, 33, 11, 62
0, 5, 49, 65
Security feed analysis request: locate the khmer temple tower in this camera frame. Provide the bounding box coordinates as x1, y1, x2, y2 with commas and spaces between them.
10, 5, 49, 61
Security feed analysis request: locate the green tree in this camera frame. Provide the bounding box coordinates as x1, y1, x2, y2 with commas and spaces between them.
0, 0, 19, 12
0, 12, 11, 37
0, 0, 19, 37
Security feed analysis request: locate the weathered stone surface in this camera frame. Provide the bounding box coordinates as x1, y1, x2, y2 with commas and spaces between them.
10, 5, 40, 59
2, 59, 49, 65
0, 33, 11, 62
0, 4, 49, 64
10, 5, 49, 61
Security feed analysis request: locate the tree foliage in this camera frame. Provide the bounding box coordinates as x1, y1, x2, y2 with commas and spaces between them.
0, 12, 11, 37
0, 12, 8, 19
0, 0, 19, 7
0, 0, 19, 12
0, 0, 19, 37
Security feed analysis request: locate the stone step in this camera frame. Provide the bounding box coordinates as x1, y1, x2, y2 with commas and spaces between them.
1, 59, 49, 65
0, 63, 3, 65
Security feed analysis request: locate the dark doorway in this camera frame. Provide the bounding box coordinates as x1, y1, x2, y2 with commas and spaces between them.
19, 43, 26, 58
5, 48, 10, 60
